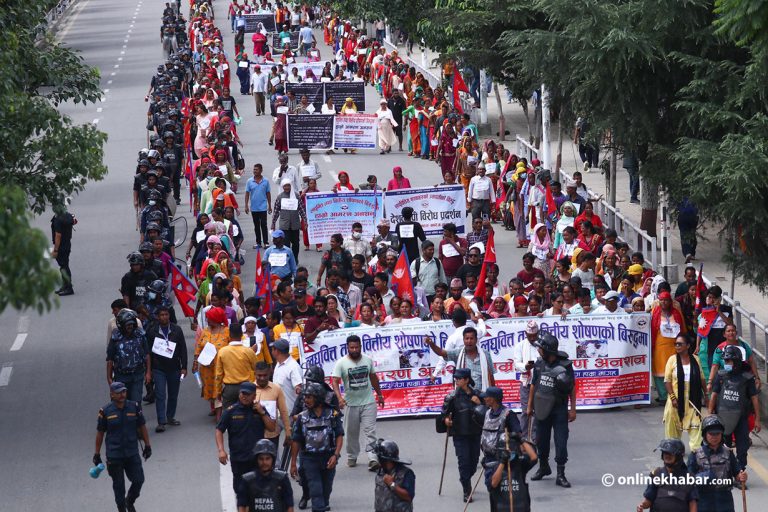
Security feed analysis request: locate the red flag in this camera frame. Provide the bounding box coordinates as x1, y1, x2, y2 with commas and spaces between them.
254, 250, 272, 314
694, 263, 707, 311
697, 307, 718, 337
474, 230, 496, 300
452, 71, 469, 115
545, 182, 558, 222
390, 247, 415, 302
170, 264, 198, 317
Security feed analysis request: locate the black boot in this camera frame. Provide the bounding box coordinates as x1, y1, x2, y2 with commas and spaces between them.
556, 465, 571, 488
531, 459, 551, 480
298, 496, 308, 509
461, 479, 472, 502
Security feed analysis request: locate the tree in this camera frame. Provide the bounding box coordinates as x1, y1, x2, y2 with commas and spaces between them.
0, 0, 108, 313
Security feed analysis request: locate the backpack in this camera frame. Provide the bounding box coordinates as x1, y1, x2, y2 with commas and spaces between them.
414, 257, 443, 284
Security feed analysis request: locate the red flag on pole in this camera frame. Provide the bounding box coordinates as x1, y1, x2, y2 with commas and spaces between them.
254, 250, 272, 314
452, 71, 469, 115
694, 263, 707, 311
390, 247, 415, 302
170, 264, 198, 317
697, 307, 719, 337
545, 182, 558, 222
473, 230, 496, 301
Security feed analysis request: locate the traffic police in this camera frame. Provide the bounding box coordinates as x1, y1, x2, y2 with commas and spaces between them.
526, 332, 575, 487
94, 381, 152, 512
373, 439, 416, 512
688, 415, 747, 512
478, 387, 522, 502
239, 439, 294, 512
637, 438, 697, 512
440, 367, 482, 502
708, 344, 761, 469
290, 382, 344, 512
488, 433, 538, 512
216, 382, 277, 510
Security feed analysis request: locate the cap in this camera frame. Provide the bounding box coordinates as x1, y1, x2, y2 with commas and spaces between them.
379, 98, 387, 104
272, 229, 285, 238
628, 264, 644, 276
273, 339, 290, 353
604, 291, 620, 301
450, 278, 463, 289
480, 386, 503, 401
657, 291, 672, 300
525, 320, 539, 334
240, 382, 257, 394
378, 218, 390, 227
110, 382, 127, 393
453, 368, 472, 380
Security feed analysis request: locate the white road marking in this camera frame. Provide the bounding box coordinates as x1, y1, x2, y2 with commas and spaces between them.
107, 80, 113, 84
110, 72, 116, 76
322, 155, 332, 163
92, 118, 100, 125
0, 366, 12, 387
104, 89, 110, 93
97, 107, 103, 113
219, 463, 237, 512
114, 64, 119, 68
118, 57, 123, 61
120, 51, 125, 55
17, 316, 30, 333
10, 334, 27, 352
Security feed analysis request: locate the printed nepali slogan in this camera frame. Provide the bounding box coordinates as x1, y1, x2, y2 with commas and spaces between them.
271, 32, 300, 49
283, 62, 327, 81
286, 82, 325, 112
333, 114, 378, 149
243, 13, 277, 33
323, 81, 366, 112
305, 191, 384, 245
299, 313, 651, 418
286, 114, 334, 150
383, 185, 467, 236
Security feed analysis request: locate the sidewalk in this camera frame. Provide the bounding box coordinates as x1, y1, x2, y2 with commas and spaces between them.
385, 37, 768, 332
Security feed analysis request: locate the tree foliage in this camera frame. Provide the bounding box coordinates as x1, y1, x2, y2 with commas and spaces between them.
0, 0, 108, 313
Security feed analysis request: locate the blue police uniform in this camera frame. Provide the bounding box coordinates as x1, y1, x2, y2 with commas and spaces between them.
292, 405, 344, 512
217, 401, 270, 508
97, 400, 146, 510
107, 329, 149, 403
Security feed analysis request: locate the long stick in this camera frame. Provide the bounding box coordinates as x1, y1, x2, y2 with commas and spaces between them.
462, 472, 483, 512
504, 430, 514, 512
438, 431, 449, 495
741, 480, 747, 512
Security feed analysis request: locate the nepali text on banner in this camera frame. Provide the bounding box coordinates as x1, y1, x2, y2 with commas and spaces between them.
299, 313, 651, 418
333, 114, 378, 149
305, 191, 384, 245
383, 185, 467, 236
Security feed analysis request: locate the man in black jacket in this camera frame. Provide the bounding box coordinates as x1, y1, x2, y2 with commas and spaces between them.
145, 305, 187, 432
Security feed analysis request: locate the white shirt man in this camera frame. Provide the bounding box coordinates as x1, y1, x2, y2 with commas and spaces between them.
272, 158, 301, 194
271, 339, 303, 414
467, 168, 496, 202
250, 68, 269, 93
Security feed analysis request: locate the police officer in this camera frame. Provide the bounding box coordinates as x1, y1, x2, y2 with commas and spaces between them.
290, 366, 340, 510
637, 439, 697, 512
526, 332, 576, 487
120, 252, 159, 311
688, 415, 747, 512
372, 439, 415, 512
94, 381, 152, 512
239, 439, 294, 512
51, 207, 76, 296
216, 382, 277, 510
478, 387, 522, 503
488, 433, 538, 512
441, 367, 482, 502
290, 382, 344, 512
708, 344, 761, 469
107, 310, 151, 404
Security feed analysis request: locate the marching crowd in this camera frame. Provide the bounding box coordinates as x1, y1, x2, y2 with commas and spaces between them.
90, 1, 763, 512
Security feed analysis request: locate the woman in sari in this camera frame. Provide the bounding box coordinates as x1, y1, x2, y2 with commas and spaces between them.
192, 306, 230, 420
331, 171, 356, 193
272, 97, 288, 154
516, 171, 535, 247
651, 291, 688, 402
553, 202, 577, 248
387, 166, 411, 191
437, 123, 457, 174
530, 223, 553, 276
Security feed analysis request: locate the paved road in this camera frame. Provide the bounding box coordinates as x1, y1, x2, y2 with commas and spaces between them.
1, 1, 767, 510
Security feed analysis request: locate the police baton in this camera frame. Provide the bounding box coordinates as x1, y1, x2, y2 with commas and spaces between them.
438, 431, 449, 495
462, 472, 483, 512
741, 478, 747, 512
279, 444, 291, 472
504, 429, 514, 512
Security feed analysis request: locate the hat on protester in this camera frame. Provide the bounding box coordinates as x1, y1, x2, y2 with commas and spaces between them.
379, 98, 387, 104
110, 382, 127, 393
657, 291, 672, 300
240, 382, 257, 394
525, 320, 539, 334
450, 278, 463, 289
273, 339, 290, 353
480, 386, 503, 401
628, 264, 644, 276
272, 229, 285, 238
280, 178, 292, 187
243, 316, 259, 325
205, 307, 228, 326
378, 218, 390, 227
513, 296, 528, 307
604, 291, 621, 301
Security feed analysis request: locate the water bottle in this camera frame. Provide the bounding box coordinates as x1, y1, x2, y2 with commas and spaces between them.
194, 371, 202, 388
89, 463, 106, 479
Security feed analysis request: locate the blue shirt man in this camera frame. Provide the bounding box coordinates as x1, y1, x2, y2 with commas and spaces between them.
263, 230, 297, 279
244, 164, 272, 248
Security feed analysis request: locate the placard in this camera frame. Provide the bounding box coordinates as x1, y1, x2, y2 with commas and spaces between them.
383, 185, 467, 236
305, 191, 384, 245
323, 81, 366, 112
243, 13, 276, 33
286, 114, 335, 150
286, 82, 324, 112
271, 32, 300, 49
332, 114, 378, 149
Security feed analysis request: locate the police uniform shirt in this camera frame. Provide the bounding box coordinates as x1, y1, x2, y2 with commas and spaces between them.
216, 402, 270, 462
712, 371, 758, 403
120, 269, 159, 306
487, 406, 522, 435
291, 405, 344, 452
642, 464, 698, 505
237, 471, 295, 509
51, 213, 75, 252
107, 330, 149, 374
532, 359, 575, 406
393, 465, 416, 500
490, 453, 536, 512
97, 401, 145, 459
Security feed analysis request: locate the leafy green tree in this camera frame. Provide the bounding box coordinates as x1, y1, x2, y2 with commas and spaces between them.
0, 0, 107, 313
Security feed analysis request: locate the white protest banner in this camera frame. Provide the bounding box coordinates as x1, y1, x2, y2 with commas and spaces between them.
383, 185, 467, 236
300, 313, 651, 418
333, 114, 378, 149
305, 191, 384, 245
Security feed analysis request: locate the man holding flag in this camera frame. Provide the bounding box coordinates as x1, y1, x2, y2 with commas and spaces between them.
390, 247, 416, 304
170, 264, 198, 319
253, 248, 272, 315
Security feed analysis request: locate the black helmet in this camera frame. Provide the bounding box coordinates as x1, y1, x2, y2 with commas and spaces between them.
148, 279, 166, 294
147, 189, 162, 201
701, 415, 725, 435
146, 222, 161, 233
148, 211, 164, 222
163, 131, 175, 140
373, 439, 411, 465
252, 439, 277, 459
168, 109, 179, 117
138, 148, 149, 160
147, 149, 160, 159
138, 159, 150, 168
303, 382, 326, 401
722, 344, 743, 363
152, 139, 165, 149
656, 438, 685, 457
554, 370, 574, 395
116, 309, 138, 330
127, 251, 145, 265
304, 365, 325, 384
139, 242, 153, 253
535, 332, 559, 355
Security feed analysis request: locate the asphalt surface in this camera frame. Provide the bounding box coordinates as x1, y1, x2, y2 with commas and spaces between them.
1, 1, 767, 511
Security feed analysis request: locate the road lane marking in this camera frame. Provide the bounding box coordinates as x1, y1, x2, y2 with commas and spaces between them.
10, 334, 27, 352
96, 107, 103, 113
322, 155, 332, 163
219, 463, 236, 512
17, 316, 30, 333
750, 454, 768, 486
0, 366, 12, 386
92, 118, 100, 125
